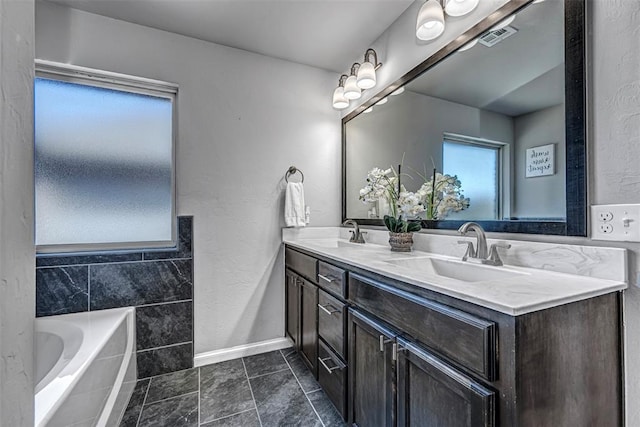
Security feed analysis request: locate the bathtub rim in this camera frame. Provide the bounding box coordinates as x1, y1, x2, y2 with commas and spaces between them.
34, 307, 136, 427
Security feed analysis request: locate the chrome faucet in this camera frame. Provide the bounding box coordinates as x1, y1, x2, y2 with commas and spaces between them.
457, 222, 510, 266
343, 219, 366, 244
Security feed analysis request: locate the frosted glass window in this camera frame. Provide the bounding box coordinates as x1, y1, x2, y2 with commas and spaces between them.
34, 77, 175, 250
443, 141, 499, 220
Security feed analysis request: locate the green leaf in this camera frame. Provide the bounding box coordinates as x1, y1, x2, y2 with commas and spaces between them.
407, 222, 422, 232
383, 215, 395, 232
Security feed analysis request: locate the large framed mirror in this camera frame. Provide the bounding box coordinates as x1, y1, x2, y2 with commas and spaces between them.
342, 0, 585, 236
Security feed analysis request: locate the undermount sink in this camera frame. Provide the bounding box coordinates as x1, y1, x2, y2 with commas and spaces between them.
303, 239, 370, 249
385, 257, 527, 283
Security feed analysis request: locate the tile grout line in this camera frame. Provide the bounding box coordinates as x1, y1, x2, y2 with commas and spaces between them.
135, 378, 152, 427
144, 390, 199, 407
87, 265, 91, 312
281, 351, 326, 427
35, 256, 192, 269
135, 298, 193, 309
137, 366, 197, 381
241, 357, 263, 427
206, 408, 256, 424
198, 367, 201, 426
137, 340, 192, 353
246, 367, 291, 380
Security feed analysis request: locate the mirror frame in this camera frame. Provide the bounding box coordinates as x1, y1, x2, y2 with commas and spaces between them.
342, 0, 586, 236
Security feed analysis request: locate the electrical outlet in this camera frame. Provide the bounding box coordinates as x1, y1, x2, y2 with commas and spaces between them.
598, 211, 614, 222
591, 204, 640, 241
599, 223, 613, 234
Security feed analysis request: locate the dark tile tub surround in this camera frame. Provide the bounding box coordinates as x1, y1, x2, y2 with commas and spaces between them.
36, 216, 194, 378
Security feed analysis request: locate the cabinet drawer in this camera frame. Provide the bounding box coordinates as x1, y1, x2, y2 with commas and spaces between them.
285, 247, 317, 283
349, 273, 496, 381
317, 261, 346, 298
318, 339, 347, 419
318, 290, 346, 358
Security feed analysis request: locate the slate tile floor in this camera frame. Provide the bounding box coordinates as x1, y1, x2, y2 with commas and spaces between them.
120, 348, 346, 426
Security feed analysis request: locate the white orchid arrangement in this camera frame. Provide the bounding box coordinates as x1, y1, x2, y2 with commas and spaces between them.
417, 171, 470, 220
359, 166, 470, 227
359, 167, 423, 233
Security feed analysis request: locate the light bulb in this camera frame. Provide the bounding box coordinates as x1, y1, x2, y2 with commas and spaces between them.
416, 0, 445, 41
444, 0, 479, 17
356, 61, 376, 89
344, 75, 362, 100
332, 86, 349, 110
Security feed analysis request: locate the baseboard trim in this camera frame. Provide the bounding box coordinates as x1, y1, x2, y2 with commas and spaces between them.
194, 337, 293, 367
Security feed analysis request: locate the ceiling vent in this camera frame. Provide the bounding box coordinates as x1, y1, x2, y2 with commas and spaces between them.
478, 26, 518, 47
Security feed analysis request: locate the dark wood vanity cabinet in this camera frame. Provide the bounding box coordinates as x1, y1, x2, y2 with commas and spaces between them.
348, 309, 398, 427
396, 337, 495, 427
285, 270, 299, 349
299, 277, 318, 376
284, 245, 622, 427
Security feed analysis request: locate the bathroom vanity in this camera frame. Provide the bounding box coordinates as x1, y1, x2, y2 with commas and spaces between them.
283, 229, 626, 427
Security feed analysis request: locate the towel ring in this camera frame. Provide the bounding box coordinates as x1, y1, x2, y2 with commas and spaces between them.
285, 166, 304, 183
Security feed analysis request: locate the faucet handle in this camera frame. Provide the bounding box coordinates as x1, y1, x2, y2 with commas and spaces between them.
486, 242, 511, 266
457, 240, 476, 261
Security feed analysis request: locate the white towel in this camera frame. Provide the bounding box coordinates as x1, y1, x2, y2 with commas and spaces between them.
285, 182, 307, 227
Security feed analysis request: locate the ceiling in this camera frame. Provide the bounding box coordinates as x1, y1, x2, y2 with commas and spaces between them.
46, 0, 415, 73
406, 0, 564, 117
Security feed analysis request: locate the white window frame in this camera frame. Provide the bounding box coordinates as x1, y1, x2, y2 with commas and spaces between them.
442, 132, 510, 220
35, 60, 179, 253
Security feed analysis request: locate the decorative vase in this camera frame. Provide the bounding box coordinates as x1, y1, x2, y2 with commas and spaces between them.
388, 232, 414, 252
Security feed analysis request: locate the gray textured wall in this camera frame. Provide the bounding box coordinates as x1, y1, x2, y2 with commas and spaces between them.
0, 0, 35, 425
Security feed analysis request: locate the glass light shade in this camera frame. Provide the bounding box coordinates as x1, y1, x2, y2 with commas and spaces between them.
344, 75, 362, 100
391, 87, 405, 96
364, 107, 373, 113
444, 0, 479, 17
458, 38, 478, 52
356, 61, 376, 89
376, 97, 388, 106
332, 87, 349, 110
416, 0, 445, 41
490, 14, 515, 31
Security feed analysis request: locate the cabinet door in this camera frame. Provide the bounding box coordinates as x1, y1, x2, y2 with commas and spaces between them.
300, 277, 318, 377
285, 270, 299, 349
397, 337, 495, 427
348, 309, 398, 427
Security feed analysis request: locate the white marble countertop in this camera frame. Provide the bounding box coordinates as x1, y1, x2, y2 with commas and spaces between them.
283, 228, 628, 316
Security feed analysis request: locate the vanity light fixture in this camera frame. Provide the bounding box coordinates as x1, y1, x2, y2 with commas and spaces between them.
490, 14, 516, 31
458, 38, 479, 52
416, 0, 445, 41
356, 49, 381, 89
344, 63, 362, 100
332, 74, 349, 110
444, 0, 479, 17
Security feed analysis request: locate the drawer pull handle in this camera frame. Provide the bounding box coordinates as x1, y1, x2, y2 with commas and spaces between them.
318, 303, 340, 315
318, 356, 342, 374
379, 335, 393, 352
318, 274, 334, 283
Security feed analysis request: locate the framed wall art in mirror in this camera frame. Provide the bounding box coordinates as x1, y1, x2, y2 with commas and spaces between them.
342, 0, 586, 236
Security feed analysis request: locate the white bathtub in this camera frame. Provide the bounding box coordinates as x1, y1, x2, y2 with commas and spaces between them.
35, 308, 137, 427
